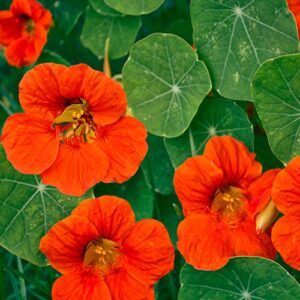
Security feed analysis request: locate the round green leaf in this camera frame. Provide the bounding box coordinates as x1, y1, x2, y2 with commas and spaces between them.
179, 257, 300, 300
103, 0, 164, 15
191, 0, 299, 101
141, 134, 174, 195
89, 0, 120, 16
0, 146, 92, 266
36, 50, 70, 66
123, 33, 212, 138
252, 53, 300, 164
81, 5, 141, 59
94, 169, 154, 220
165, 96, 254, 167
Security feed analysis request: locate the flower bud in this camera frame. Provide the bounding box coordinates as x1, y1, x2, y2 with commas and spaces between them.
256, 199, 278, 234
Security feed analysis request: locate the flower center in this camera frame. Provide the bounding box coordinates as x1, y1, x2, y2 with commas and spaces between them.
53, 99, 97, 143
83, 238, 121, 275
25, 19, 35, 33
212, 186, 246, 218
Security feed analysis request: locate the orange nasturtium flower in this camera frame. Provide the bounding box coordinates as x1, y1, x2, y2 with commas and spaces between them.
174, 136, 278, 271
288, 0, 300, 36
0, 0, 52, 67
1, 63, 148, 196
40, 196, 174, 300
271, 157, 300, 271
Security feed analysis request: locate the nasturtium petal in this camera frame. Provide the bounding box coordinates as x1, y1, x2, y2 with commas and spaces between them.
0, 146, 92, 266
164, 96, 254, 168
94, 169, 154, 220
179, 257, 300, 300
81, 4, 141, 59
103, 0, 165, 16
252, 53, 300, 164
191, 0, 299, 101
123, 33, 212, 138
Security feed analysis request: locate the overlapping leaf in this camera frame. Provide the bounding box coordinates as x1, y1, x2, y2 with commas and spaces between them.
81, 1, 141, 59
141, 134, 174, 195
191, 0, 299, 100
123, 33, 212, 138
252, 53, 300, 164
179, 257, 300, 299
103, 0, 165, 15
36, 50, 70, 66
41, 0, 88, 35
165, 96, 254, 167
0, 147, 92, 266
94, 169, 154, 220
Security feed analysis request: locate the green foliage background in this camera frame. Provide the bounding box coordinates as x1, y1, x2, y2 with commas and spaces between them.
0, 0, 299, 299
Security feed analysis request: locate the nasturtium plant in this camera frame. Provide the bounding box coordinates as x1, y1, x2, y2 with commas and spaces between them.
123, 33, 212, 138
103, 0, 165, 16
165, 96, 254, 167
191, 0, 299, 100
94, 169, 154, 220
0, 0, 300, 299
42, 0, 88, 36
0, 147, 92, 266
252, 53, 300, 164
179, 257, 300, 300
154, 193, 181, 246
141, 134, 174, 195
36, 50, 71, 65
89, 0, 120, 15
81, 1, 141, 59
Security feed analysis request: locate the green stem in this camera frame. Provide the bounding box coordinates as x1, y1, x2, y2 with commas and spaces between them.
16, 257, 27, 300
0, 100, 13, 116
0, 253, 4, 300
3, 266, 51, 297
188, 128, 197, 156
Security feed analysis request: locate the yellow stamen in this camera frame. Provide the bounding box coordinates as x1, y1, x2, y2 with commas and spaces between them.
83, 238, 121, 275
212, 186, 246, 219
53, 99, 96, 143
25, 19, 35, 33
64, 129, 74, 138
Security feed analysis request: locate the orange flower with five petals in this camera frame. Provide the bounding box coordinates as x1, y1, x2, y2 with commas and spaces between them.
1, 63, 148, 196
0, 0, 52, 67
271, 156, 300, 270
40, 196, 174, 300
174, 136, 277, 270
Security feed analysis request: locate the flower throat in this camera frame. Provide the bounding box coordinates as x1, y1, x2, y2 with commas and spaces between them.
53, 99, 97, 143
212, 186, 246, 222
83, 238, 121, 275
